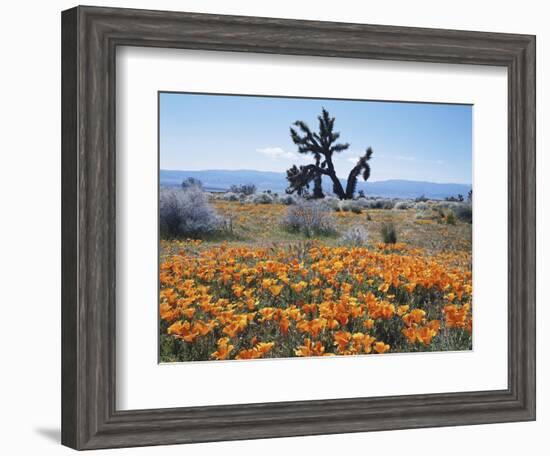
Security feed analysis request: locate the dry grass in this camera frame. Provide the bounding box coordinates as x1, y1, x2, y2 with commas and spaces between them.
161, 200, 471, 256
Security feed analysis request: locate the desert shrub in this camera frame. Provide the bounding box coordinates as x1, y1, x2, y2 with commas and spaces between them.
159, 187, 221, 238
366, 198, 395, 210
229, 183, 257, 196
415, 210, 427, 219
435, 201, 458, 210
280, 194, 298, 205
380, 222, 397, 244
339, 200, 363, 213
181, 177, 203, 190
249, 192, 274, 204
414, 202, 429, 211
321, 196, 340, 211
415, 209, 437, 220
282, 200, 336, 237
354, 198, 371, 209
341, 225, 369, 246
446, 211, 457, 225
445, 194, 465, 202
394, 200, 412, 210
452, 203, 473, 223
222, 192, 240, 201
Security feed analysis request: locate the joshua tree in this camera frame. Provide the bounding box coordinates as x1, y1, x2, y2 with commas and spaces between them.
285, 108, 373, 200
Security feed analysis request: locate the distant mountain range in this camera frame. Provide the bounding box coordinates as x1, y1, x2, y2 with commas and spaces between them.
160, 169, 471, 200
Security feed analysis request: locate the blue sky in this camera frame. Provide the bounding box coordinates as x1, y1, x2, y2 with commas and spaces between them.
159, 92, 472, 184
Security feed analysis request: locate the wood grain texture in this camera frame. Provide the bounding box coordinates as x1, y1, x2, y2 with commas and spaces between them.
61, 5, 536, 450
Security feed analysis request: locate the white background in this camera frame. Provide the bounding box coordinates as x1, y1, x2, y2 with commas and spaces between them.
117, 47, 508, 410
0, 1, 547, 455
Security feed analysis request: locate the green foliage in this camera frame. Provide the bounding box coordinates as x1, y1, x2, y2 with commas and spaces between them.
453, 203, 473, 223
380, 222, 398, 244
446, 211, 456, 225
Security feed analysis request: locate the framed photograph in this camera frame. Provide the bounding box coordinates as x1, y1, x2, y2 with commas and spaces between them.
61, 5, 536, 450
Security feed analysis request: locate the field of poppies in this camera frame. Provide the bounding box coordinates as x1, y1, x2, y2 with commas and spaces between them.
159, 198, 472, 362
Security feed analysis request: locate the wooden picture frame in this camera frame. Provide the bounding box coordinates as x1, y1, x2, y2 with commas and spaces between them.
61, 5, 536, 450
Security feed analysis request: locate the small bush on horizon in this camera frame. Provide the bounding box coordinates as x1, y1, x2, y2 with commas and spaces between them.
229, 183, 257, 196
181, 177, 203, 190
222, 192, 241, 202
366, 199, 395, 210
380, 222, 398, 244
415, 194, 429, 202
394, 200, 412, 210
249, 192, 275, 204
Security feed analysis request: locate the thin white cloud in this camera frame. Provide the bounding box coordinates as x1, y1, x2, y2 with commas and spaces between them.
257, 147, 297, 160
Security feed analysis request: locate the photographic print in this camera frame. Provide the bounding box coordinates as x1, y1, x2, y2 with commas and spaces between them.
159, 93, 473, 363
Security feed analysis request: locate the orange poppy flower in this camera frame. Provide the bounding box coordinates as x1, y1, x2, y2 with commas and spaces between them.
211, 337, 234, 360
374, 341, 390, 354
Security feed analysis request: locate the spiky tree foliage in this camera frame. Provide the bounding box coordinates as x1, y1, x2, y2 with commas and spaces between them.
345, 147, 373, 199
285, 108, 373, 199
285, 165, 315, 197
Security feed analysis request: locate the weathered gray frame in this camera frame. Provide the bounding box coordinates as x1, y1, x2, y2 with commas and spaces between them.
61, 5, 536, 450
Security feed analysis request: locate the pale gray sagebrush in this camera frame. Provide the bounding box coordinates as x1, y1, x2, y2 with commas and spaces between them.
341, 225, 369, 246
159, 187, 221, 237
282, 200, 336, 237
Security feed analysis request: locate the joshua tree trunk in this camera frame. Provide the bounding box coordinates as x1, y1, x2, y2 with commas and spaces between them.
325, 161, 346, 199
312, 156, 325, 198
312, 174, 324, 198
